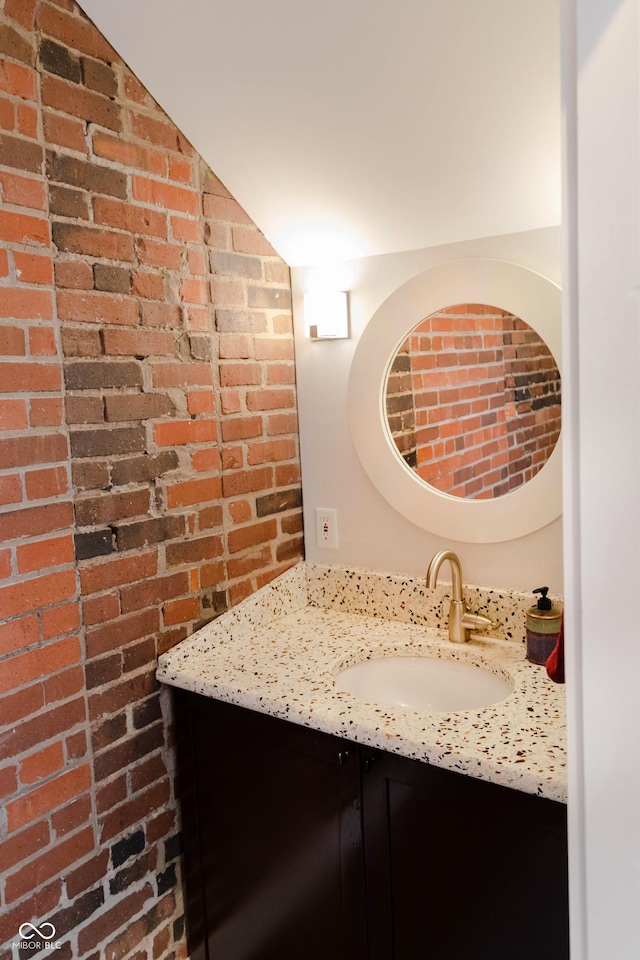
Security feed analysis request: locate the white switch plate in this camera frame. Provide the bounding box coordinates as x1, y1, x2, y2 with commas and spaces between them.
315, 508, 338, 549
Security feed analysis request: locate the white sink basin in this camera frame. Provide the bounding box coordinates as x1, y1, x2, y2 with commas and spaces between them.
335, 656, 513, 712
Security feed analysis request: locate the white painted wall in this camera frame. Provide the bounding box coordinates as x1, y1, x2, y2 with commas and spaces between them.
78, 0, 560, 267
292, 226, 563, 592
563, 0, 640, 956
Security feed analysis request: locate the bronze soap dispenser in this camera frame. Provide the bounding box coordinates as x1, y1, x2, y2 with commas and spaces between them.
526, 587, 563, 665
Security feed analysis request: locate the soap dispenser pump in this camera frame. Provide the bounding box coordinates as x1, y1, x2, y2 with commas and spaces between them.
526, 587, 563, 665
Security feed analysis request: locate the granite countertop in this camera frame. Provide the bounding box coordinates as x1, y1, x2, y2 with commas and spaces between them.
157, 561, 567, 803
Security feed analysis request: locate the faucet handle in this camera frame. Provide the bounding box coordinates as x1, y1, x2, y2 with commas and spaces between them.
461, 611, 497, 633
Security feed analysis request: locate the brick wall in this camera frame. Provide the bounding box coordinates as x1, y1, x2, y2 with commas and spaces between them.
0, 2, 303, 958
384, 339, 417, 468
385, 304, 561, 498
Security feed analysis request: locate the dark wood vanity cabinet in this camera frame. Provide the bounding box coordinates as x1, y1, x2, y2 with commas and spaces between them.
362, 748, 569, 960
174, 690, 569, 960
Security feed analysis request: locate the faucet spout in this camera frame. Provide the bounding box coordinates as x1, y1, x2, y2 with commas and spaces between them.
426, 550, 495, 644
426, 550, 464, 601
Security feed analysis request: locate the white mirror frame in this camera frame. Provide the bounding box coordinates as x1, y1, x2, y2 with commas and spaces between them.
348, 259, 562, 543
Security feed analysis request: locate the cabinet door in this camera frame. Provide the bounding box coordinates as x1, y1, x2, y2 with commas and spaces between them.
176, 691, 368, 960
361, 748, 569, 960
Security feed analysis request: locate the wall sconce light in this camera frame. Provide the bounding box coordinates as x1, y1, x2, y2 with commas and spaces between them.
303, 290, 349, 340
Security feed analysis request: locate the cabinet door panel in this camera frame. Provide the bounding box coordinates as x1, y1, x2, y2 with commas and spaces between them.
363, 749, 569, 960
179, 692, 367, 960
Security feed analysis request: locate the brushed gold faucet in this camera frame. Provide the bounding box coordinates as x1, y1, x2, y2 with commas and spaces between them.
426, 550, 495, 644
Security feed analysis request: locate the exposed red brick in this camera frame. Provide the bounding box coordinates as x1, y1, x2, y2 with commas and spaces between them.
0, 613, 39, 657
1, 47, 36, 93
0, 500, 73, 542
163, 595, 199, 626
209, 277, 244, 306
0, 473, 22, 507
28, 397, 62, 428
79, 550, 157, 595
0, 4, 300, 956
191, 447, 220, 472
5, 824, 94, 903
8, 757, 89, 830
219, 360, 261, 387
255, 336, 295, 361
0, 433, 65, 470
0, 92, 16, 129
17, 533, 74, 573
92, 129, 166, 176
221, 466, 274, 498
140, 301, 182, 328
41, 72, 121, 130
0, 567, 77, 620
246, 387, 295, 411
19, 741, 64, 784
102, 328, 176, 357
0, 763, 18, 800
82, 592, 120, 626
131, 269, 165, 300
85, 607, 159, 658
0, 359, 60, 391
28, 324, 57, 355
54, 259, 93, 290
51, 791, 92, 837
247, 438, 297, 465
132, 175, 199, 216
37, 2, 117, 61
0, 325, 26, 355
153, 418, 217, 447
0, 820, 51, 874
0, 633, 80, 698
204, 193, 252, 224
275, 462, 300, 486
17, 100, 38, 137
136, 236, 182, 270
171, 215, 201, 243
4, 0, 38, 31
220, 415, 263, 441
187, 389, 215, 415
179, 277, 207, 304
44, 663, 84, 703
52, 221, 135, 260
0, 286, 53, 321
93, 195, 168, 238
24, 465, 68, 500
98, 780, 170, 843
165, 476, 222, 509
232, 225, 278, 256
118, 573, 188, 619
0, 397, 27, 430
43, 107, 88, 152
0, 880, 62, 948
151, 361, 213, 388
228, 518, 278, 554
41, 600, 80, 640
0, 169, 46, 209
57, 289, 138, 326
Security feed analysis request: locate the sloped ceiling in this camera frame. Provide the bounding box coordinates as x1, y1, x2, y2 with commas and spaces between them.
78, 0, 561, 266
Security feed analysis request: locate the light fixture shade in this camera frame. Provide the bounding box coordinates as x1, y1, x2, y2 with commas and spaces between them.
303, 290, 349, 340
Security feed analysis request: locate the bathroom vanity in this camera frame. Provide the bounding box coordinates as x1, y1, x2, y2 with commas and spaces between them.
158, 562, 568, 960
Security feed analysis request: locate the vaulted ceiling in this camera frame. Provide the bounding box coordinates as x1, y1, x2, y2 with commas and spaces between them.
78, 0, 561, 266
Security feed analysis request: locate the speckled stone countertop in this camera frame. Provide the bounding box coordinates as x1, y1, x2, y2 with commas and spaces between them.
157, 562, 566, 803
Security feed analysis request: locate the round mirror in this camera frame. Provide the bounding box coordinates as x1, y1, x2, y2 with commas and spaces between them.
348, 259, 562, 543
385, 303, 561, 499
